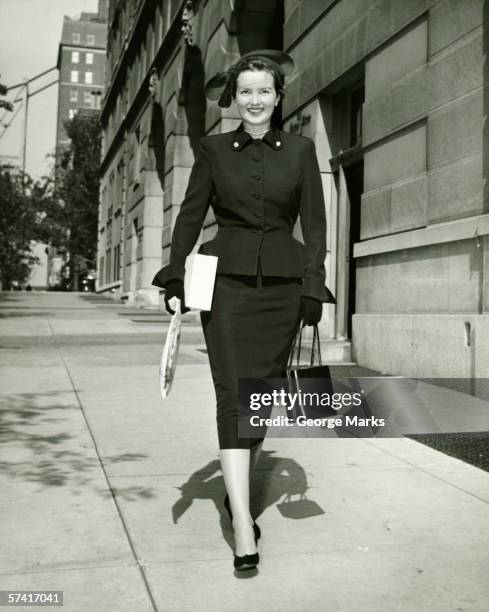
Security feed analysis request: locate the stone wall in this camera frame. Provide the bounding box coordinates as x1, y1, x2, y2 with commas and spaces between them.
286, 0, 488, 375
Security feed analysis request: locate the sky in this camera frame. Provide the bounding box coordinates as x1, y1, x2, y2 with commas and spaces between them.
0, 0, 99, 179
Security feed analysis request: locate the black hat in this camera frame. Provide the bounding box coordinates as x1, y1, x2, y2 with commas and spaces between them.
204, 49, 295, 108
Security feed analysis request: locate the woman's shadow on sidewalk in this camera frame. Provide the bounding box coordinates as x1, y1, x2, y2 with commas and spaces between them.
171, 450, 325, 550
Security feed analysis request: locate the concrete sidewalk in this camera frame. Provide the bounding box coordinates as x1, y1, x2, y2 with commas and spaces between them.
0, 292, 488, 611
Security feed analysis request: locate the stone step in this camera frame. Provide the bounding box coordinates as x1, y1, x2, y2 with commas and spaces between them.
117, 309, 162, 316
130, 317, 200, 325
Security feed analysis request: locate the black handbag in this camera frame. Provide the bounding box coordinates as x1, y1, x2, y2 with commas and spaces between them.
285, 324, 335, 420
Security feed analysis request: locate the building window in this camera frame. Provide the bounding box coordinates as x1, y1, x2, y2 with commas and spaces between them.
113, 244, 120, 281
71, 51, 79, 64
86, 52, 94, 65
70, 70, 79, 83
72, 32, 80, 43
92, 90, 102, 109
130, 126, 141, 188
349, 87, 364, 148
68, 109, 77, 119
69, 90, 78, 102
84, 91, 92, 105
105, 248, 111, 284
86, 33, 95, 45
84, 71, 93, 85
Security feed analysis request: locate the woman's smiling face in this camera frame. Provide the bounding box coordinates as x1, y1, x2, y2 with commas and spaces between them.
235, 70, 279, 131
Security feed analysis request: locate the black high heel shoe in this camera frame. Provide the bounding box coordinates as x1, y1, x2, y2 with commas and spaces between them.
234, 552, 259, 571
224, 495, 261, 542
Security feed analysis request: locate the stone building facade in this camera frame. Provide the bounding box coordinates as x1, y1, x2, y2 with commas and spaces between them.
98, 0, 488, 378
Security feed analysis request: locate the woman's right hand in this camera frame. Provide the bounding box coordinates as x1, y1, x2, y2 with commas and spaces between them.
300, 296, 322, 326
164, 279, 190, 315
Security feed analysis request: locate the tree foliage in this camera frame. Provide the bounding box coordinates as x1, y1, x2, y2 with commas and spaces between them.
0, 113, 101, 291
56, 113, 101, 285
0, 166, 60, 290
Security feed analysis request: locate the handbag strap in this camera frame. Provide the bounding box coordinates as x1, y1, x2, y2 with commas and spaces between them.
312, 324, 323, 366
287, 325, 301, 370
287, 323, 322, 369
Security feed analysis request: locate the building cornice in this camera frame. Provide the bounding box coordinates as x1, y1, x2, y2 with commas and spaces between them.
353, 213, 489, 259
59, 82, 105, 88
58, 43, 106, 51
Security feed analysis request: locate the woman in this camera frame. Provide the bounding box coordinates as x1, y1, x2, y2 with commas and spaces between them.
152, 49, 334, 571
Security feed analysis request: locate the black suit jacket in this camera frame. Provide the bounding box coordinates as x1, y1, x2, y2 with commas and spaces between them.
152, 122, 335, 303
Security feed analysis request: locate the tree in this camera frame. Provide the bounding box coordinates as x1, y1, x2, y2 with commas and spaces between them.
0, 165, 59, 290
56, 112, 101, 290
0, 113, 102, 292
0, 76, 14, 111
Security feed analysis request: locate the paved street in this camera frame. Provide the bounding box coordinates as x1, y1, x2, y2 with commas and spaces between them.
0, 292, 488, 612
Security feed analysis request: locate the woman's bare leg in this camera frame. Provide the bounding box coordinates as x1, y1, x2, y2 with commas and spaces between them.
220, 449, 257, 556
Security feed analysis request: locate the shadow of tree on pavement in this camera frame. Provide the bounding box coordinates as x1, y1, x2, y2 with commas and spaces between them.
0, 390, 154, 500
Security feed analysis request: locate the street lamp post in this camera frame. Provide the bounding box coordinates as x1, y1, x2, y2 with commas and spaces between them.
21, 79, 29, 173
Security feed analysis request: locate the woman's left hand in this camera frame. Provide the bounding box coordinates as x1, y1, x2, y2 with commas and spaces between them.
164, 279, 190, 315
300, 296, 322, 326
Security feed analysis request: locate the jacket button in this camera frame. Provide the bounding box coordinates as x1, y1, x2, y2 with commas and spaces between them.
233, 142, 239, 148
252, 175, 261, 180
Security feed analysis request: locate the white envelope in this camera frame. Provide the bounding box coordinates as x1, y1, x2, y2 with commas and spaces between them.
184, 253, 218, 311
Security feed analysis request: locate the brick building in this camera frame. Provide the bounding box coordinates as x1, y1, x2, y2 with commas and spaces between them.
55, 1, 108, 160
97, 0, 489, 378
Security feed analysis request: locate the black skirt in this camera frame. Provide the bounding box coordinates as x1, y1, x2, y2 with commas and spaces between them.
200, 266, 302, 449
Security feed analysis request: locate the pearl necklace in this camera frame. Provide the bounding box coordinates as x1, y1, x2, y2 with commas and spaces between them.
244, 128, 269, 138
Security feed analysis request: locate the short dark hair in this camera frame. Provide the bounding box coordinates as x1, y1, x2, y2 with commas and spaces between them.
230, 57, 285, 99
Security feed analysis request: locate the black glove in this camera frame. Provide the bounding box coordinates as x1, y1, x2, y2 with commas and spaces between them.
300, 296, 322, 326
164, 279, 190, 315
